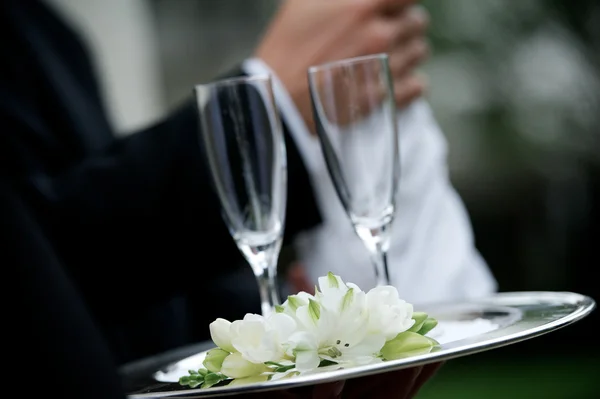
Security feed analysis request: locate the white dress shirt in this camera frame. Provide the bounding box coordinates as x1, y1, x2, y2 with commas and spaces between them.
242, 58, 497, 305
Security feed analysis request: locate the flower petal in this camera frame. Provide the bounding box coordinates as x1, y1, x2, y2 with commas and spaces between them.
243, 313, 265, 322
287, 331, 320, 372
209, 318, 236, 353
220, 353, 269, 379
318, 273, 347, 295
343, 334, 386, 359
267, 313, 297, 341
295, 350, 321, 372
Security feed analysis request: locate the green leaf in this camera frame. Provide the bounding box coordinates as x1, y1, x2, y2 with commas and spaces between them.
202, 372, 227, 389
274, 364, 296, 373
340, 287, 354, 312
408, 312, 429, 332
179, 370, 209, 388
417, 318, 438, 336
319, 359, 338, 367
308, 298, 321, 322
275, 305, 285, 313
327, 272, 339, 288
264, 361, 285, 368
189, 380, 201, 388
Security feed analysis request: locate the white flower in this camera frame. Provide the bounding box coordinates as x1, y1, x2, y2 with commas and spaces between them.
209, 318, 236, 353
230, 313, 297, 364
286, 331, 320, 371
366, 286, 415, 340
277, 291, 314, 319
203, 272, 429, 384
283, 273, 387, 372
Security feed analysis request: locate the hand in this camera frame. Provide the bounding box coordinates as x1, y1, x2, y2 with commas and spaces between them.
255, 0, 430, 132
240, 362, 443, 398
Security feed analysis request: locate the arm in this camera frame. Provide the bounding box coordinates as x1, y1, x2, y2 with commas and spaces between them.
243, 59, 497, 304
2, 73, 321, 318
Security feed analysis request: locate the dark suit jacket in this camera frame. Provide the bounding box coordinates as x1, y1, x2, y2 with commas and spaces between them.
1, 0, 320, 365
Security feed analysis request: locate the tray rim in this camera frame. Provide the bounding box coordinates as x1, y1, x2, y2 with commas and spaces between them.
127, 291, 596, 398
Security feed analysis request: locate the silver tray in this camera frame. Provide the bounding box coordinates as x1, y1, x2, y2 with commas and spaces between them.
126, 291, 595, 398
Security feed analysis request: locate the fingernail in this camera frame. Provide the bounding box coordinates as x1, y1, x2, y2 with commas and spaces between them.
410, 4, 430, 23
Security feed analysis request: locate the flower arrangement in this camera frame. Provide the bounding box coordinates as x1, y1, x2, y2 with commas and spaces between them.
179, 273, 439, 389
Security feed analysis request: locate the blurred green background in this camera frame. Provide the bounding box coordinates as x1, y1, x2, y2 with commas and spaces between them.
48, 0, 600, 397
414, 1, 599, 397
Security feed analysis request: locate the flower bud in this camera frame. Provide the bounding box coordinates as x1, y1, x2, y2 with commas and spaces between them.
408, 312, 428, 333
203, 348, 229, 373
209, 318, 236, 353
380, 331, 435, 360
417, 318, 438, 336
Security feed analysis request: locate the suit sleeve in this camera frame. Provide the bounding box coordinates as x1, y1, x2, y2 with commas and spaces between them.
3, 69, 322, 319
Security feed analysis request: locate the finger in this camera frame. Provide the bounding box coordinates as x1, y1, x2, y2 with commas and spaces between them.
406, 362, 444, 398
394, 74, 427, 109
388, 38, 429, 78
392, 6, 430, 45
313, 380, 345, 399
365, 6, 429, 54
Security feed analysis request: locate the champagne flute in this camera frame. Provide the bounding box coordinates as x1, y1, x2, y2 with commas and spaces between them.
194, 75, 287, 316
308, 54, 400, 287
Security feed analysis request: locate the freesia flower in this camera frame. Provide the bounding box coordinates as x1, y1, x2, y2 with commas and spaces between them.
181, 272, 440, 390
366, 286, 415, 340
230, 313, 297, 364
284, 273, 386, 372
209, 318, 236, 353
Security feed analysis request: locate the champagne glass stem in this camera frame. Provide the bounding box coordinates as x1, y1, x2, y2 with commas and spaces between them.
268, 269, 280, 306
253, 262, 281, 317
371, 247, 391, 286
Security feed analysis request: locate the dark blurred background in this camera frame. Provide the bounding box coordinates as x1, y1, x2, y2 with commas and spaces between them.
48, 0, 599, 397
